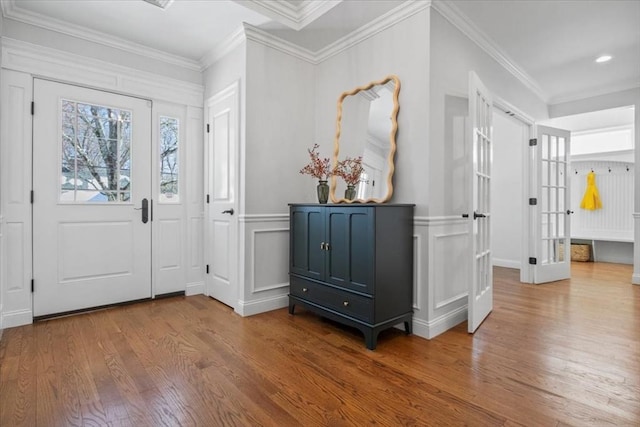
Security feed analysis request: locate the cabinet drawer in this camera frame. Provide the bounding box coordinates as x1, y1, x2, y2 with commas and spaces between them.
290, 276, 373, 323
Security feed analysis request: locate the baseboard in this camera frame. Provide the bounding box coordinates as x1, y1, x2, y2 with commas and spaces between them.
493, 258, 521, 269
632, 274, 640, 285
185, 281, 205, 296
236, 294, 289, 317
412, 305, 468, 340
1, 309, 33, 329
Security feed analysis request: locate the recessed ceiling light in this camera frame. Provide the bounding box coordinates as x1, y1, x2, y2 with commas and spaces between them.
595, 55, 612, 63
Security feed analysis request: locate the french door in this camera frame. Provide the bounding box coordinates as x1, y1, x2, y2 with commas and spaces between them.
467, 72, 493, 333
529, 125, 572, 283
33, 79, 152, 316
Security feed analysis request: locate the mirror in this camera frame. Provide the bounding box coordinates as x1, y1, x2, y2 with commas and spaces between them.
330, 75, 400, 203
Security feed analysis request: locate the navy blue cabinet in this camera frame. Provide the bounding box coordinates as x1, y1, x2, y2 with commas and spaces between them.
289, 204, 414, 350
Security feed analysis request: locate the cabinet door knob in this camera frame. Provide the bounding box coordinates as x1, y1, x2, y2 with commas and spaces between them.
343, 301, 349, 307
325, 243, 330, 251
320, 242, 325, 250
302, 288, 308, 293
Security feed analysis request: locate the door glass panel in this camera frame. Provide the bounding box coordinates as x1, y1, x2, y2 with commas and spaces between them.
60, 99, 132, 203
159, 116, 179, 203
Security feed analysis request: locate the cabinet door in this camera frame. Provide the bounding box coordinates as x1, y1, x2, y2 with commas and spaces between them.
325, 207, 374, 294
290, 206, 325, 280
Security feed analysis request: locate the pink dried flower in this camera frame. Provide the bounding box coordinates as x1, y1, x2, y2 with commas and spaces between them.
299, 144, 332, 180
333, 156, 365, 186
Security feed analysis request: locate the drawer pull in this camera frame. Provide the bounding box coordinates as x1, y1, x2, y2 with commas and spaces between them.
302, 288, 308, 293
343, 301, 349, 307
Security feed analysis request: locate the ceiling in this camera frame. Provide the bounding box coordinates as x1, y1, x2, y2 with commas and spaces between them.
1, 0, 639, 105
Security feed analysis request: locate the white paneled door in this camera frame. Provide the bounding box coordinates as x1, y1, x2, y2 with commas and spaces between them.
205, 82, 239, 309
467, 72, 493, 333
530, 125, 572, 283
33, 79, 152, 316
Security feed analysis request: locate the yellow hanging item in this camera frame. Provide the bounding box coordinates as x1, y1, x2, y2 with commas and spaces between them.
580, 171, 603, 210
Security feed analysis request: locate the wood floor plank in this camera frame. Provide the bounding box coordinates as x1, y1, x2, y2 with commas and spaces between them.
0, 262, 638, 426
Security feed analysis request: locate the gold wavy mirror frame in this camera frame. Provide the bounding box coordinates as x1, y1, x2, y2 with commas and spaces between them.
330, 75, 400, 203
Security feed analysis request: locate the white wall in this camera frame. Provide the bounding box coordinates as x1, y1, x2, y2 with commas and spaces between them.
492, 111, 526, 269
315, 9, 430, 213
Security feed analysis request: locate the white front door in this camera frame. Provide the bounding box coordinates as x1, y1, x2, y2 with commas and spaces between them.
529, 125, 572, 283
33, 79, 152, 317
205, 82, 239, 309
467, 72, 493, 333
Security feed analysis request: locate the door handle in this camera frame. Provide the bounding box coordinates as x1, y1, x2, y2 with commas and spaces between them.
462, 212, 486, 220
222, 208, 234, 215
566, 210, 574, 215
134, 198, 149, 224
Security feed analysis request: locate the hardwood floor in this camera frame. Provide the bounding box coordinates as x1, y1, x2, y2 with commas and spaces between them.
1, 262, 639, 426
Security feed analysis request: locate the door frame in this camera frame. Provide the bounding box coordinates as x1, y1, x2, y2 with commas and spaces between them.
493, 97, 535, 283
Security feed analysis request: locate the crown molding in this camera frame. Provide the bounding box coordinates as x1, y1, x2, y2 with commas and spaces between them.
243, 23, 317, 64
235, 0, 342, 31
548, 81, 640, 106
227, 0, 429, 67
431, 0, 548, 104
1, 0, 201, 72
1, 37, 204, 106
199, 26, 247, 70
315, 0, 430, 63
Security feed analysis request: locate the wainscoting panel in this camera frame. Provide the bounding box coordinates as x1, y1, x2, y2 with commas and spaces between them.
422, 216, 470, 339
237, 214, 290, 316
252, 228, 289, 293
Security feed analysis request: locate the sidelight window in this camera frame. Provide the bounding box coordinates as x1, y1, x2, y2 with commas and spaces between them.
159, 116, 179, 202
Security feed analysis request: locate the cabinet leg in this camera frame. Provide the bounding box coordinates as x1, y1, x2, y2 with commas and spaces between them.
364, 330, 378, 350
288, 301, 296, 315
404, 320, 412, 335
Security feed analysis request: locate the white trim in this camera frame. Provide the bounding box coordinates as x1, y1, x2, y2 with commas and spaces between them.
1, 38, 204, 106
411, 305, 467, 340
414, 215, 466, 226
431, 0, 547, 103
412, 234, 422, 311
200, 26, 246, 70
250, 227, 290, 293
549, 82, 640, 106
493, 258, 521, 269
572, 125, 634, 137
241, 1, 429, 65
435, 293, 467, 310
239, 213, 289, 223
314, 0, 430, 63
186, 281, 205, 296
243, 24, 317, 64
1, 309, 32, 328
237, 0, 342, 31
494, 96, 535, 126
0, 0, 200, 71
632, 274, 640, 285
236, 294, 289, 317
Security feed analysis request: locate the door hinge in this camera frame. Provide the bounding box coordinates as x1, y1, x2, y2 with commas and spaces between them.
529, 138, 537, 146
30, 190, 34, 204
206, 194, 210, 204
529, 257, 537, 265
206, 124, 210, 133
31, 279, 34, 292
529, 198, 537, 206
31, 101, 34, 115
206, 265, 210, 274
